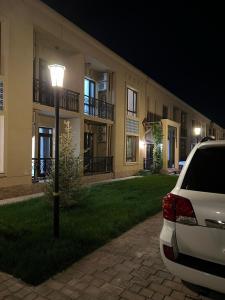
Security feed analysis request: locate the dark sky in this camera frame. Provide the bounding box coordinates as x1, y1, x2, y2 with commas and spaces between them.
42, 0, 225, 128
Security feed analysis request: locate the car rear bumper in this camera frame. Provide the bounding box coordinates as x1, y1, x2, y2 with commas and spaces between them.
160, 222, 225, 294
160, 249, 225, 294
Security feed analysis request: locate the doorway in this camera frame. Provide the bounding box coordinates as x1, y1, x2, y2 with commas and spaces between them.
84, 132, 94, 173
145, 143, 154, 169
38, 127, 53, 176
168, 126, 176, 168
84, 78, 96, 115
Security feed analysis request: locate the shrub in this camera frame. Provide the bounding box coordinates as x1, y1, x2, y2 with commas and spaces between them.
46, 121, 82, 208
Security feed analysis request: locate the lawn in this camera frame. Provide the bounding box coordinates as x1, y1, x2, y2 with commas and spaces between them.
0, 175, 177, 285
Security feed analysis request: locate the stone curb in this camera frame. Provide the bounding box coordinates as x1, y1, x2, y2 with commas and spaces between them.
0, 192, 44, 206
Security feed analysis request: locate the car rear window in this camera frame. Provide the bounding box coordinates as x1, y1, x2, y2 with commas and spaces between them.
181, 146, 225, 194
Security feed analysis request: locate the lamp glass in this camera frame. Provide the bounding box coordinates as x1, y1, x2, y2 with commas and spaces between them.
139, 139, 145, 150
194, 127, 201, 136
48, 64, 65, 87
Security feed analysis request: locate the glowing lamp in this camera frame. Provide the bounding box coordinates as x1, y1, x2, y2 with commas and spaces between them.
194, 127, 201, 136
48, 64, 65, 87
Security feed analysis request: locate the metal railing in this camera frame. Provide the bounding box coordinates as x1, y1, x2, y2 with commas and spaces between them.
33, 79, 79, 112
32, 158, 53, 182
143, 158, 153, 170
84, 156, 113, 175
84, 95, 114, 121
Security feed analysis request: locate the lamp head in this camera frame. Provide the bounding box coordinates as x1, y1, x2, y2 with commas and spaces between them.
194, 127, 201, 136
48, 64, 65, 87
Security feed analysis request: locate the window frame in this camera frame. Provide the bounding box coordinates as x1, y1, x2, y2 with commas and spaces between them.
126, 135, 137, 162
127, 88, 137, 117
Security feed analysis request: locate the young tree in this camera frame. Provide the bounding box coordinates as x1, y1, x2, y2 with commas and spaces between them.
46, 121, 82, 208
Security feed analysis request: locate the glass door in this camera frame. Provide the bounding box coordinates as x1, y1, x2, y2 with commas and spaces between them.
84, 132, 94, 173
168, 126, 176, 168
84, 78, 96, 115
38, 127, 53, 176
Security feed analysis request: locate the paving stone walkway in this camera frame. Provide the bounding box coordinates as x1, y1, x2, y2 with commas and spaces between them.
0, 213, 223, 300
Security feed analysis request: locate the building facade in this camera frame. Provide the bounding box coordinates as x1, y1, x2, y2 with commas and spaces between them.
0, 0, 224, 188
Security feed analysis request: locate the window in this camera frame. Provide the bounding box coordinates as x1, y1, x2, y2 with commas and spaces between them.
173, 106, 180, 122
181, 147, 225, 194
126, 135, 137, 162
162, 105, 168, 119
0, 115, 4, 173
127, 88, 137, 117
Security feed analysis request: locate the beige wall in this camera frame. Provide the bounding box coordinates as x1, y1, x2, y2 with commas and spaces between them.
0, 1, 33, 187
0, 0, 224, 188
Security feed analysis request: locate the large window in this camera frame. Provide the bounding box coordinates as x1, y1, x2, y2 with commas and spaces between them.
173, 106, 180, 122
126, 135, 137, 162
0, 115, 4, 173
127, 88, 137, 117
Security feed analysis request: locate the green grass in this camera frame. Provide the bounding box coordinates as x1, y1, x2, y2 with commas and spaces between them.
0, 175, 177, 285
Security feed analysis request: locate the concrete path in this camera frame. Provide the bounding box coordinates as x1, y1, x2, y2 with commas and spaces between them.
0, 213, 223, 300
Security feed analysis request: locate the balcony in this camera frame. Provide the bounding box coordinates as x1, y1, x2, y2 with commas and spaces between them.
84, 95, 114, 121
33, 79, 79, 112
84, 156, 113, 175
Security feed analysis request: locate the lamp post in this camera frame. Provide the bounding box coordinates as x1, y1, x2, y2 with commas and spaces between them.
194, 127, 201, 143
48, 64, 65, 238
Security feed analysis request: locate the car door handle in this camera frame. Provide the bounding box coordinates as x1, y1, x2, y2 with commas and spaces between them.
205, 219, 225, 230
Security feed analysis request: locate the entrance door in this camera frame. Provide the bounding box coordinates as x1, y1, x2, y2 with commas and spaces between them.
38, 127, 53, 176
84, 78, 96, 115
84, 132, 94, 173
168, 126, 176, 168
145, 144, 154, 169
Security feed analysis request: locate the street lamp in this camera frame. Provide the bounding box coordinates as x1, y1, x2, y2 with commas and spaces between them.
194, 127, 201, 143
48, 64, 65, 238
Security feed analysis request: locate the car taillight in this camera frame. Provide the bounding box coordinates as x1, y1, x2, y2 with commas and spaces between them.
163, 193, 197, 225
163, 245, 176, 261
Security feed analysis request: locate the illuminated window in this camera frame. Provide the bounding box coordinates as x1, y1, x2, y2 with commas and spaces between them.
127, 88, 137, 117
126, 135, 137, 162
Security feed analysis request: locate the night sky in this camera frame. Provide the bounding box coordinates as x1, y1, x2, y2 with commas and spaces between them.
42, 0, 225, 128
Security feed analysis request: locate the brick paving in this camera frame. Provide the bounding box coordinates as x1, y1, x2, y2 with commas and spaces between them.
0, 213, 224, 300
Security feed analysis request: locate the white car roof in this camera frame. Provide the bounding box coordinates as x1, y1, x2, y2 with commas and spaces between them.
197, 140, 225, 149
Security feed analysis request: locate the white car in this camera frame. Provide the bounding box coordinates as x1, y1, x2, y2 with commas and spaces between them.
160, 138, 225, 294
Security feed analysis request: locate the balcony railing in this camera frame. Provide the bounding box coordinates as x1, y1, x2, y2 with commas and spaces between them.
33, 79, 79, 112
84, 95, 114, 121
32, 158, 53, 182
84, 156, 113, 175
143, 158, 153, 170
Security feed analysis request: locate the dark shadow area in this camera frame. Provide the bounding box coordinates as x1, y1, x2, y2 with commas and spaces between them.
183, 281, 225, 300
